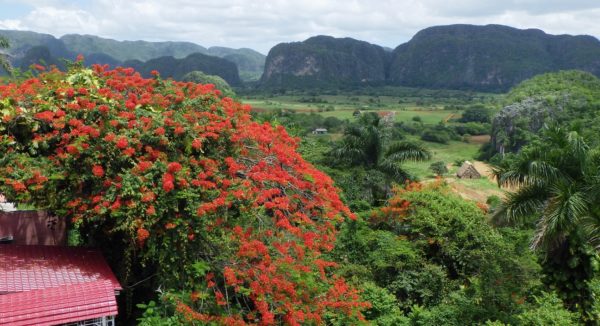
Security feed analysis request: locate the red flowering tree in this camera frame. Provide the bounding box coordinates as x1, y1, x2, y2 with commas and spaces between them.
0, 61, 367, 324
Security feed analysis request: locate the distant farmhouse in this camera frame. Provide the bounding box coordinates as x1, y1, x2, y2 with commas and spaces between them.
457, 161, 481, 179
312, 128, 328, 135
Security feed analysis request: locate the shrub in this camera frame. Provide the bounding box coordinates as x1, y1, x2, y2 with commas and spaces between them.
460, 105, 491, 123
453, 122, 491, 136
421, 129, 450, 144
429, 161, 448, 176
515, 292, 578, 325
0, 61, 368, 323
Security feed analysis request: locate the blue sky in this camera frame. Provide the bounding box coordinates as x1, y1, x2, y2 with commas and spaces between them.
0, 2, 31, 19
1, 0, 600, 53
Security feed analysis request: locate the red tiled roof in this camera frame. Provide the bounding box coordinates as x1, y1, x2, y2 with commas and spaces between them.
0, 280, 117, 326
0, 245, 121, 293
0, 245, 121, 325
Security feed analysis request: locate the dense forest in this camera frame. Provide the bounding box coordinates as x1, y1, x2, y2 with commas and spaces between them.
2, 25, 600, 325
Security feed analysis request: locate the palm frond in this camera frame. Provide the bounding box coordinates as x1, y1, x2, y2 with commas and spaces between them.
493, 184, 548, 226
531, 184, 589, 250
384, 141, 431, 163
377, 159, 413, 183
579, 214, 600, 251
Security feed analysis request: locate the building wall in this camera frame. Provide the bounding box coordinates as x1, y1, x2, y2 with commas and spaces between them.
0, 210, 66, 245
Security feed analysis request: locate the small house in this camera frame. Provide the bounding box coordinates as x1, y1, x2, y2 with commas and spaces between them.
456, 161, 481, 179
0, 194, 16, 212
312, 128, 328, 135
1, 205, 121, 326
0, 245, 122, 325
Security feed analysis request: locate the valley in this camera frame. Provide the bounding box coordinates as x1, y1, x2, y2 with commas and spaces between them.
2, 18, 600, 325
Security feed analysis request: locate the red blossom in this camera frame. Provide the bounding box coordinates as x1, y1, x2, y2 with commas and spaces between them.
115, 137, 128, 149
92, 165, 104, 177
137, 228, 150, 246
0, 64, 366, 324
167, 162, 182, 173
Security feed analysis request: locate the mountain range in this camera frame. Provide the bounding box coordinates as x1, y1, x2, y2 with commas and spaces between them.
261, 24, 600, 92
0, 30, 264, 83
2, 24, 600, 92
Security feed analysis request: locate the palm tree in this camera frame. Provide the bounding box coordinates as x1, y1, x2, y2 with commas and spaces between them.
493, 125, 600, 249
493, 125, 600, 317
0, 35, 11, 75
330, 112, 430, 183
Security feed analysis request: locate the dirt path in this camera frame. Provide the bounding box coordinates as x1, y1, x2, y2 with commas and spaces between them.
443, 113, 455, 123
444, 160, 506, 203
472, 161, 495, 181
445, 178, 497, 202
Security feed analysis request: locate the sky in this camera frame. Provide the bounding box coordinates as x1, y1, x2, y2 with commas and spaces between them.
0, 0, 599, 54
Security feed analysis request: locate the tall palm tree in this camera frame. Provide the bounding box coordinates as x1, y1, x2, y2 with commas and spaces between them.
330, 112, 431, 183
493, 125, 600, 250
493, 125, 600, 318
0, 35, 11, 75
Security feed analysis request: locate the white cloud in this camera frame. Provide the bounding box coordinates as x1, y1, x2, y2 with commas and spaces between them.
0, 0, 599, 53
0, 19, 24, 30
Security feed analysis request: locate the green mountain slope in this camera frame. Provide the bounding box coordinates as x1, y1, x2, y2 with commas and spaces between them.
488, 70, 600, 156
61, 35, 265, 81
124, 53, 242, 86
60, 34, 206, 62
260, 35, 390, 88
389, 24, 600, 92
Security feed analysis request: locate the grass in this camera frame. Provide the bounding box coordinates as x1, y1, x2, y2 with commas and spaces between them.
243, 94, 463, 125
403, 138, 481, 179
245, 90, 503, 201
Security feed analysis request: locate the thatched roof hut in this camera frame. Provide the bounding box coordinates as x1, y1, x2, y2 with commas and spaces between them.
456, 161, 481, 179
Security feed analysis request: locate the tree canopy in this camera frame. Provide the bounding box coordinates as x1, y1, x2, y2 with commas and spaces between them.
0, 61, 367, 324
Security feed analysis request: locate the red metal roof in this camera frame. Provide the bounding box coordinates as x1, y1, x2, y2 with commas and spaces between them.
0, 280, 117, 326
0, 245, 121, 325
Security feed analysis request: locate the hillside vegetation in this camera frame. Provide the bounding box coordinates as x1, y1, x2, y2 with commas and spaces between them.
0, 30, 265, 82
487, 70, 600, 157
261, 25, 600, 91
261, 35, 390, 88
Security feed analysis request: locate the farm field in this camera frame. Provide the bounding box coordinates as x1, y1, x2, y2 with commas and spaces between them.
242, 95, 474, 124
245, 91, 504, 204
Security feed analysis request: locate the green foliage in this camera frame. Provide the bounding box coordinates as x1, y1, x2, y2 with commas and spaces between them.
460, 105, 492, 123
181, 71, 235, 97
328, 112, 430, 191
429, 161, 448, 176
421, 127, 452, 144
0, 35, 11, 75
488, 70, 600, 157
255, 109, 345, 136
137, 300, 184, 326
507, 70, 600, 105
332, 183, 541, 324
454, 122, 490, 136
486, 195, 502, 213
359, 282, 409, 325
514, 292, 579, 325
494, 126, 600, 322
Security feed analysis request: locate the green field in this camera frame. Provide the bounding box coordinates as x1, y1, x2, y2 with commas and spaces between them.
246, 90, 503, 200
402, 138, 481, 179
243, 95, 466, 125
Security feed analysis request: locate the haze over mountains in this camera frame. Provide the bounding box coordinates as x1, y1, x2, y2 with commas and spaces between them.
2, 24, 600, 92
0, 30, 264, 84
